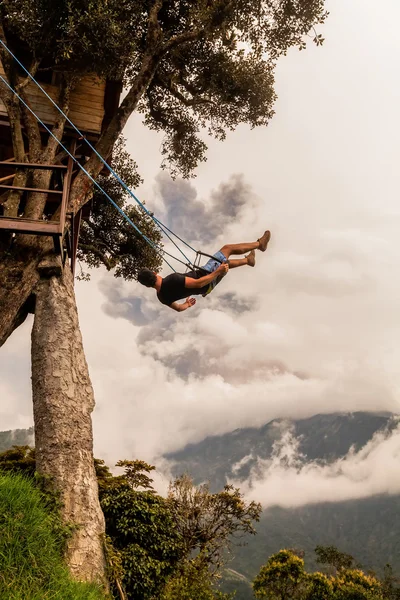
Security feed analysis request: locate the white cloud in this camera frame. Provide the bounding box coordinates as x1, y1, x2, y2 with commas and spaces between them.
230, 421, 400, 508
1, 0, 400, 505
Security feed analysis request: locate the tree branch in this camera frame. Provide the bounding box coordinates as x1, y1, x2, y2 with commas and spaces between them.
156, 73, 215, 107
45, 74, 76, 161
81, 220, 118, 256
15, 59, 41, 92
147, 0, 164, 48
162, 27, 206, 54
79, 243, 116, 270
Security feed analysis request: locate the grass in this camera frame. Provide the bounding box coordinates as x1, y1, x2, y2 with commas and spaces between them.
0, 472, 109, 600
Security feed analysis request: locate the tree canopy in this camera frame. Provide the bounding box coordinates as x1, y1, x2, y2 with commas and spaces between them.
0, 0, 328, 178
253, 549, 389, 600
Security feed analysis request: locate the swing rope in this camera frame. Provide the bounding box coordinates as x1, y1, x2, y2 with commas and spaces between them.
0, 74, 190, 270
0, 38, 203, 271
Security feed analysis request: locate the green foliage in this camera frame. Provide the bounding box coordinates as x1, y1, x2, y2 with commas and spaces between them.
160, 561, 234, 600
381, 565, 400, 600
98, 461, 184, 600
167, 474, 262, 574
253, 549, 308, 600
115, 459, 156, 490
316, 545, 357, 573
304, 572, 333, 600
0, 472, 107, 600
332, 569, 383, 600
0, 445, 36, 477
1, 0, 328, 177
0, 451, 261, 599
98, 464, 261, 599
252, 549, 389, 600
77, 137, 162, 280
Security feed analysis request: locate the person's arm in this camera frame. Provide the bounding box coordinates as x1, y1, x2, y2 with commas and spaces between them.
169, 297, 197, 312
185, 263, 229, 289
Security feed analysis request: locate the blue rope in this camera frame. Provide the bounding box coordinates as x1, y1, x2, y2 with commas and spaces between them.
0, 38, 197, 267
0, 74, 188, 271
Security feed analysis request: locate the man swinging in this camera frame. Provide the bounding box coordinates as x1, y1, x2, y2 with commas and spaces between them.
138, 230, 271, 312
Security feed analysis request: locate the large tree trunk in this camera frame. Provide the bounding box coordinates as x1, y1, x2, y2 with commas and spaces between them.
31, 262, 107, 585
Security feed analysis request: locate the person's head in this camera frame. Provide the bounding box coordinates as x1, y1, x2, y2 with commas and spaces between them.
138, 269, 157, 288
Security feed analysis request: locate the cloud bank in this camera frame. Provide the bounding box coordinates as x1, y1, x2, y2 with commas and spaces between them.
231, 421, 400, 508
1, 0, 400, 515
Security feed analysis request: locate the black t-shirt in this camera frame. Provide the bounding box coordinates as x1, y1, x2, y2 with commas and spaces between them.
157, 269, 209, 306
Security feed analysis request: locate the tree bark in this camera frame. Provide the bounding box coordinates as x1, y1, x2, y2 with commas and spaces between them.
0, 245, 42, 345
31, 263, 107, 585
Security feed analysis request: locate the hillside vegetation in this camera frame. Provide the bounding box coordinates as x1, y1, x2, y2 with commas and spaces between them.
1, 413, 400, 600
0, 472, 107, 600
167, 412, 400, 577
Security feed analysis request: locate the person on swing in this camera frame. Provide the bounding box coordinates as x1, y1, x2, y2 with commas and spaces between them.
137, 230, 271, 312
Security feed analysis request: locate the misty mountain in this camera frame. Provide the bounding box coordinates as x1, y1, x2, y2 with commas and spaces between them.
2, 414, 399, 599
166, 412, 400, 598
0, 427, 34, 452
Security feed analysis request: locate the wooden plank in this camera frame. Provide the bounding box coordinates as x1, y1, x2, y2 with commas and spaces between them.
77, 77, 106, 90
60, 150, 73, 234
69, 108, 104, 123
0, 216, 61, 235
22, 96, 103, 127
0, 81, 104, 134
0, 184, 62, 194
0, 161, 67, 170
69, 111, 103, 127
0, 174, 14, 183
69, 100, 105, 115
74, 85, 105, 97
26, 88, 106, 108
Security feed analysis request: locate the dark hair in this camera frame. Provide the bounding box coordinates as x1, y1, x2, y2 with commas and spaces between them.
138, 269, 157, 288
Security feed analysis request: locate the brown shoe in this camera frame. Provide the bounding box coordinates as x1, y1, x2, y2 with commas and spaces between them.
247, 250, 256, 267
258, 230, 271, 252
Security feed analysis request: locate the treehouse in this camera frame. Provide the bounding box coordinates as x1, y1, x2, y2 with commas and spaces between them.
0, 54, 121, 274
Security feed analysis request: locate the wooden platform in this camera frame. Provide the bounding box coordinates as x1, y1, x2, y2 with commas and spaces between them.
0, 216, 62, 235
0, 157, 73, 261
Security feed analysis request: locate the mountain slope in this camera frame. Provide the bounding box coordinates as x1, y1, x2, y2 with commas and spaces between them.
166, 412, 400, 592
166, 412, 394, 489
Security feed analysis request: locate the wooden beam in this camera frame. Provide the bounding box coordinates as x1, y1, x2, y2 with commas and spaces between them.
59, 153, 73, 235
0, 185, 63, 194
38, 254, 63, 278
0, 173, 14, 183
0, 217, 62, 235
0, 161, 68, 170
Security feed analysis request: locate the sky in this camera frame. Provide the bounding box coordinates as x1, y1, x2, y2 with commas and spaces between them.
1, 0, 400, 506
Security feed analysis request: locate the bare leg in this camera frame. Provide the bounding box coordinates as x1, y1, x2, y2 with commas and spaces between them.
220, 231, 270, 258
220, 241, 259, 258
228, 250, 256, 269
228, 257, 248, 269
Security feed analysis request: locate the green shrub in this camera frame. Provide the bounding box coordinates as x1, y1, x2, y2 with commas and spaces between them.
0, 472, 107, 600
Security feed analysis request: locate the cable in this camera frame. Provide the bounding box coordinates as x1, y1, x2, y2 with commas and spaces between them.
0, 74, 186, 271
0, 38, 197, 266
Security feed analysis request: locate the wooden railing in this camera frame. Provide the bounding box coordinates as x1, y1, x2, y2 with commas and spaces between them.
0, 157, 73, 257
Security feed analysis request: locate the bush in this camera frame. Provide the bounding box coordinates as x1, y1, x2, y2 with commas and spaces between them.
0, 472, 107, 600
